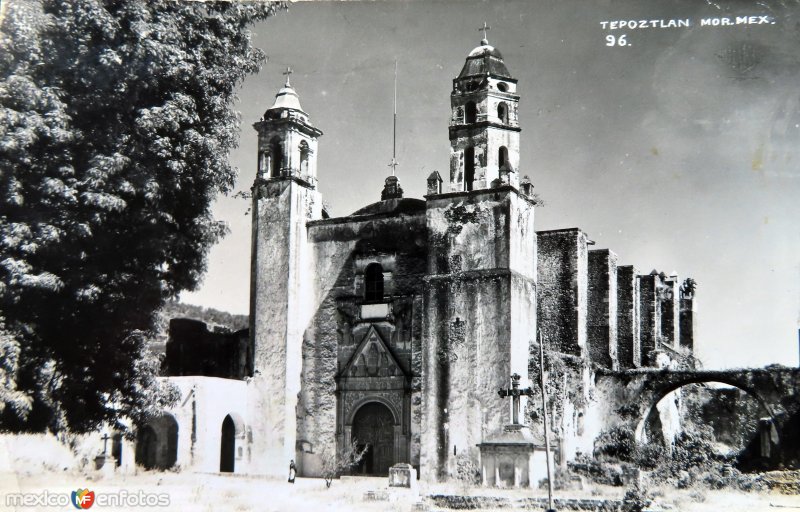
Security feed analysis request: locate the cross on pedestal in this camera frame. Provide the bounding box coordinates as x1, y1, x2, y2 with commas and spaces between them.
283, 66, 293, 86
101, 433, 111, 455
497, 373, 533, 425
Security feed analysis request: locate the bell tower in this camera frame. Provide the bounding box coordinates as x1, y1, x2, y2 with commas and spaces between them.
249, 70, 323, 476
254, 69, 321, 186
448, 31, 521, 191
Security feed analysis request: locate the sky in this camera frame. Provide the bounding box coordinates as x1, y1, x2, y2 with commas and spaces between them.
182, 0, 800, 370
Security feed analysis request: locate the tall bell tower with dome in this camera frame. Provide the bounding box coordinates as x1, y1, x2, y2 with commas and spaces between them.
248, 70, 325, 476
449, 29, 522, 192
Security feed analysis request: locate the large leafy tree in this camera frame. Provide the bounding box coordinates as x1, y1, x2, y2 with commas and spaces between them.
0, 0, 283, 432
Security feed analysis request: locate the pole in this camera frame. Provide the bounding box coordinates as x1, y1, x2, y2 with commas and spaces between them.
392, 59, 397, 176
539, 332, 555, 512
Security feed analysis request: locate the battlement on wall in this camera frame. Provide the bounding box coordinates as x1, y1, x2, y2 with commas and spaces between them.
165, 318, 251, 380
535, 229, 696, 370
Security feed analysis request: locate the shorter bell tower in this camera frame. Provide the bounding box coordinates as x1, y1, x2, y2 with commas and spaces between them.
449, 32, 521, 192
254, 69, 322, 186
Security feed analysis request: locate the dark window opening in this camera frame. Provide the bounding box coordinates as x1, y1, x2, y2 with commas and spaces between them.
465, 102, 477, 124
299, 141, 310, 176
270, 138, 282, 177
499, 146, 509, 169
497, 82, 509, 92
497, 102, 508, 124
365, 263, 384, 302
464, 147, 475, 192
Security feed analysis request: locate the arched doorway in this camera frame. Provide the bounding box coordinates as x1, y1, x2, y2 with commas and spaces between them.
112, 433, 123, 468
135, 426, 157, 469
135, 413, 178, 470
352, 402, 395, 476
220, 415, 236, 473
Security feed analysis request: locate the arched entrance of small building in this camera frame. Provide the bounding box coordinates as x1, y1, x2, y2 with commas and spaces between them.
352, 402, 395, 476
220, 415, 236, 473
135, 413, 178, 470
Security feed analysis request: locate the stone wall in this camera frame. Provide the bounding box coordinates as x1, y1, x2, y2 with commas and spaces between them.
679, 293, 695, 352
298, 203, 428, 476
660, 276, 680, 349
422, 187, 536, 481
164, 376, 249, 474
165, 319, 250, 379
536, 229, 589, 357
616, 265, 640, 369
637, 273, 660, 367
588, 250, 618, 369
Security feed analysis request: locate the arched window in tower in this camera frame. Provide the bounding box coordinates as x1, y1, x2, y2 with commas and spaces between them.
299, 141, 310, 177
497, 102, 508, 124
464, 146, 475, 192
498, 146, 509, 169
269, 137, 282, 177
258, 151, 268, 176
497, 82, 509, 92
465, 102, 477, 124
364, 263, 384, 302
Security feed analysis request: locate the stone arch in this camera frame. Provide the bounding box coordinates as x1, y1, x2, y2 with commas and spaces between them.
634, 378, 778, 455
135, 412, 178, 470
346, 396, 400, 426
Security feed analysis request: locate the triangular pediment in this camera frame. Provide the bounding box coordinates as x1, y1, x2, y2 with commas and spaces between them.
339, 325, 406, 379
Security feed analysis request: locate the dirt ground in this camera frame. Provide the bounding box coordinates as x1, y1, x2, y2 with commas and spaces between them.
1, 470, 798, 512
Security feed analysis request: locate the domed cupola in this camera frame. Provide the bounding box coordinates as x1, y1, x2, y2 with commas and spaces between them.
448, 30, 521, 193
457, 39, 513, 80
268, 83, 304, 112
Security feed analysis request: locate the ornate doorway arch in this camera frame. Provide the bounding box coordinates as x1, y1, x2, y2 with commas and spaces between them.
352, 401, 395, 476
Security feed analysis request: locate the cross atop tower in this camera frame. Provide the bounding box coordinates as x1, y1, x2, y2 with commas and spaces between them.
479, 22, 490, 43
283, 66, 293, 87
388, 157, 399, 176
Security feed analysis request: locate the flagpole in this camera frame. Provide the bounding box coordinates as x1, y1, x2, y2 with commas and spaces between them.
539, 332, 556, 512
392, 59, 397, 176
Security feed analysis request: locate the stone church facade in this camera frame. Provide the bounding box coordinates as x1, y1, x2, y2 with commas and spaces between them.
134, 37, 696, 480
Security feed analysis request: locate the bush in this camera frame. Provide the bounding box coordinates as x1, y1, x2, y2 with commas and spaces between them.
633, 442, 666, 470
454, 454, 481, 488
594, 425, 636, 462
622, 485, 652, 512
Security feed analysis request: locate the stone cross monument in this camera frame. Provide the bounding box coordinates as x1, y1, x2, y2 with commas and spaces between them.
497, 373, 534, 425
